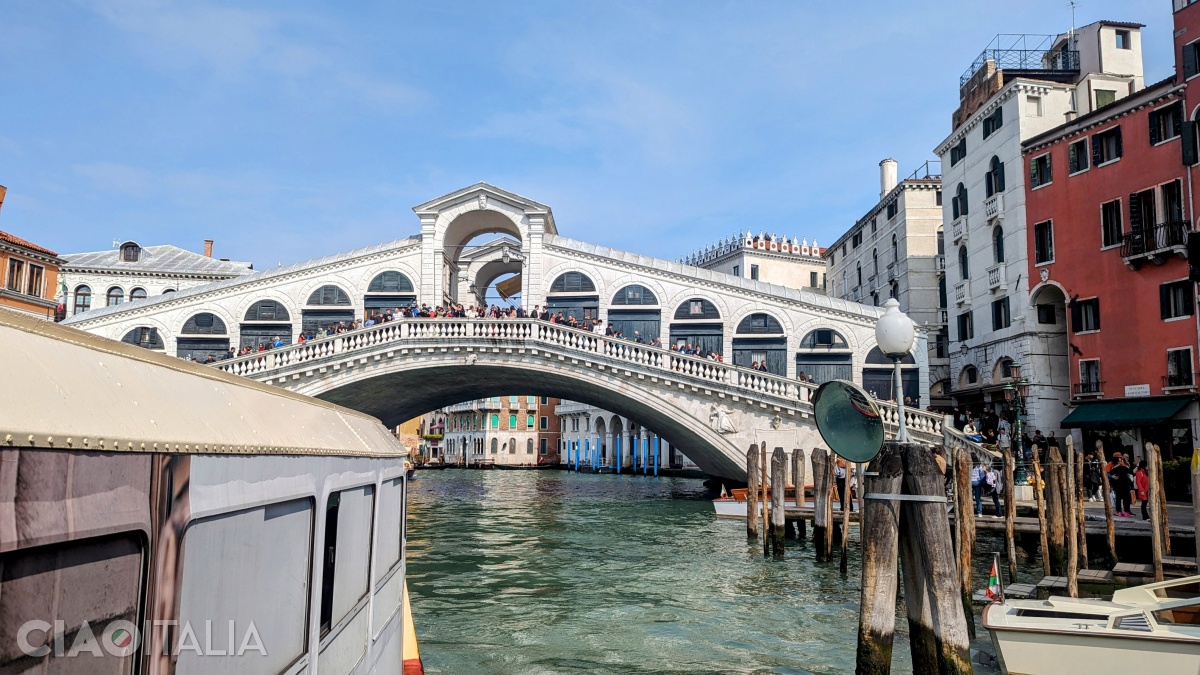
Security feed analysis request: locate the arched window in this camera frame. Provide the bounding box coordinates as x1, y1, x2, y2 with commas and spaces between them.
891, 234, 898, 262
73, 285, 91, 315
162, 288, 176, 294
673, 298, 720, 319
306, 285, 351, 306
890, 282, 899, 300
872, 248, 878, 276
986, 156, 1005, 197
106, 287, 124, 306
993, 227, 1005, 263
121, 327, 164, 350
799, 329, 848, 349
244, 300, 291, 322
549, 272, 596, 293
953, 183, 969, 219
490, 438, 498, 454
995, 358, 1014, 381
181, 312, 227, 335
367, 271, 415, 294
960, 365, 979, 388
797, 328, 852, 384
120, 242, 141, 262
959, 245, 970, 279
527, 439, 534, 454
612, 284, 658, 305
856, 262, 862, 285
130, 287, 147, 301
508, 438, 516, 454
736, 313, 783, 334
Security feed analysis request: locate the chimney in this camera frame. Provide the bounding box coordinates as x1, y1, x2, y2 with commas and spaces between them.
879, 159, 898, 199
0, 185, 7, 217
203, 239, 214, 257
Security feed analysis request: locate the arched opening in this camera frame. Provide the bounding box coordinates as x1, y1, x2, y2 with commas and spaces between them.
106, 286, 124, 307
130, 287, 147, 302
439, 207, 527, 306
1031, 280, 1069, 404
594, 416, 608, 463
303, 285, 354, 336
72, 285, 91, 315
795, 328, 852, 385
241, 300, 293, 350
993, 357, 1015, 382
119, 241, 141, 262
953, 183, 968, 219
959, 245, 970, 279
993, 226, 1005, 264
608, 284, 660, 343
669, 298, 722, 355
986, 156, 1005, 197
891, 234, 898, 262
610, 416, 626, 469
365, 271, 416, 318
177, 312, 230, 361
121, 326, 164, 351
732, 312, 785, 374
862, 347, 918, 402
959, 365, 980, 390
545, 272, 598, 324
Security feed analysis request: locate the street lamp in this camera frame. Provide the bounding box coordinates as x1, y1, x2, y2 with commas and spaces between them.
1002, 363, 1031, 483
875, 298, 916, 443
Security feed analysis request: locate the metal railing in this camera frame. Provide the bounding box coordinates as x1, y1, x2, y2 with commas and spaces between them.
906, 160, 942, 181
1073, 380, 1104, 396
960, 35, 1080, 87
1121, 221, 1189, 259
1163, 372, 1198, 389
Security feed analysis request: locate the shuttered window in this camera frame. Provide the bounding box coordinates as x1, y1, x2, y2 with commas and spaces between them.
1029, 154, 1052, 188
307, 285, 352, 306
1160, 280, 1195, 320
1092, 127, 1123, 165
1068, 139, 1089, 174
1070, 298, 1100, 333
549, 272, 596, 293
1149, 102, 1183, 145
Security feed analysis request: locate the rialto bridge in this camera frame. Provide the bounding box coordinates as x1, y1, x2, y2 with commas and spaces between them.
61, 183, 981, 480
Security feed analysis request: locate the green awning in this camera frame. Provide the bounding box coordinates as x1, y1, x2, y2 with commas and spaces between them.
1059, 396, 1194, 429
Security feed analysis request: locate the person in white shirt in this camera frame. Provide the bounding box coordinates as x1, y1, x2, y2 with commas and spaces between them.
593, 319, 605, 335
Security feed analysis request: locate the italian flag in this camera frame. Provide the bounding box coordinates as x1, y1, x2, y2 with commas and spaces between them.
985, 556, 1004, 603
55, 280, 67, 318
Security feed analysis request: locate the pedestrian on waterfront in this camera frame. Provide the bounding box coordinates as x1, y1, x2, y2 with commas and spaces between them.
1084, 452, 1103, 501
998, 427, 1012, 455
985, 462, 1003, 516
835, 457, 848, 512
1135, 459, 1151, 520
971, 459, 988, 516
1109, 455, 1134, 517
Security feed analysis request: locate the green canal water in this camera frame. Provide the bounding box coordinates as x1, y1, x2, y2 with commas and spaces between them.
406, 469, 1034, 674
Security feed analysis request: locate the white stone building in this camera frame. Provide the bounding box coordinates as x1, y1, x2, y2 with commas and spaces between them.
556, 401, 698, 471
933, 23, 1145, 429
680, 231, 826, 294
825, 159, 947, 405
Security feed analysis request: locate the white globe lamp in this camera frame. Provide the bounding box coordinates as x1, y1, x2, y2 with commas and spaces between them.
875, 299, 916, 442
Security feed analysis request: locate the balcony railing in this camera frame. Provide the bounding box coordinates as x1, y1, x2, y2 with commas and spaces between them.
952, 216, 967, 242
1121, 221, 1189, 267
960, 35, 1081, 87
954, 281, 970, 306
1072, 380, 1104, 397
986, 264, 1006, 292
937, 308, 949, 324
935, 254, 946, 273
1163, 372, 1198, 389
984, 193, 1004, 222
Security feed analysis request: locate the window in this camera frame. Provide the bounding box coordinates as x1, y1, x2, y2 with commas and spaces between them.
527, 414, 535, 428
992, 297, 1011, 330
120, 243, 140, 262
1037, 304, 1057, 324
24, 264, 43, 297
1185, 40, 1200, 79
73, 285, 91, 314
993, 227, 1005, 263
1027, 95, 1043, 117
5, 258, 22, 291
1071, 298, 1100, 333
509, 414, 517, 428
936, 189, 942, 206
1034, 220, 1055, 264
490, 414, 499, 429
852, 230, 862, 248
689, 300, 703, 315
1093, 127, 1123, 165
1161, 280, 1195, 320
129, 287, 147, 301
1115, 29, 1131, 50
527, 439, 534, 455
810, 271, 819, 288
106, 286, 124, 306
871, 218, 877, 233
856, 262, 862, 285
540, 415, 548, 430
1167, 348, 1194, 387
886, 201, 898, 219
986, 156, 1006, 196
540, 396, 548, 404
1164, 179, 1185, 222
509, 439, 516, 454
982, 107, 1004, 138
1132, 188, 1158, 231
550, 271, 596, 293
319, 486, 375, 638
1101, 199, 1123, 248
1080, 360, 1101, 393
750, 264, 759, 280
1150, 102, 1183, 144
949, 138, 967, 166
952, 183, 968, 219
957, 311, 974, 341
872, 249, 878, 276
1068, 139, 1089, 174
491, 438, 498, 454
528, 395, 537, 404
1029, 153, 1052, 188
964, 366, 979, 385
732, 265, 740, 277
958, 245, 969, 279
1096, 89, 1117, 108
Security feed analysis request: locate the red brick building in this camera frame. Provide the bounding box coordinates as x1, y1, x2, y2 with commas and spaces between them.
1021, 1, 1200, 460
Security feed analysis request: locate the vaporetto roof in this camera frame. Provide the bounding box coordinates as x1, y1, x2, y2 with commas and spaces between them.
0, 308, 405, 458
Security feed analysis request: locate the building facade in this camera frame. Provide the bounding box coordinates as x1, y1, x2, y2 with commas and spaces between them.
934, 23, 1146, 432
825, 159, 947, 405
556, 401, 698, 471
0, 186, 64, 320
680, 231, 826, 293
436, 396, 561, 467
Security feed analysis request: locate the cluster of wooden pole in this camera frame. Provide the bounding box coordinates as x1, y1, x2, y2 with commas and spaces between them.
856, 441, 972, 675
747, 445, 803, 557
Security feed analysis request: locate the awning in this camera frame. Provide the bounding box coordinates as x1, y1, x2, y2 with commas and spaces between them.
1059, 395, 1194, 429
495, 274, 522, 300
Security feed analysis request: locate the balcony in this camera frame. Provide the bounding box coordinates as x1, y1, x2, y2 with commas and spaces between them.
886, 262, 896, 281
954, 281, 970, 306
959, 34, 1081, 88
868, 275, 877, 294
935, 255, 946, 273
937, 308, 949, 325
984, 193, 1004, 222
986, 263, 1006, 292
952, 216, 968, 243
851, 286, 862, 303
1163, 372, 1198, 390
1072, 381, 1104, 398
1121, 221, 1189, 269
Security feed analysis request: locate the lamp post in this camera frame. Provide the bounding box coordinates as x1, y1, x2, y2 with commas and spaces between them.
875, 299, 916, 443
1003, 364, 1031, 483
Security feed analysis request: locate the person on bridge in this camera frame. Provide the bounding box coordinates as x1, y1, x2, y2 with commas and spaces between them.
594, 320, 605, 335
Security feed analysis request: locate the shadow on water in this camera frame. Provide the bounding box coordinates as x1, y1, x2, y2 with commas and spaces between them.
406, 469, 1027, 674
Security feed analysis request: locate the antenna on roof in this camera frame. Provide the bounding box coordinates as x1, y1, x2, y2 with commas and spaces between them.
112, 238, 120, 248
1069, 0, 1076, 43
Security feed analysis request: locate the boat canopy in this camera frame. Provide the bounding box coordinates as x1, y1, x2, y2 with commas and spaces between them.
0, 308, 405, 458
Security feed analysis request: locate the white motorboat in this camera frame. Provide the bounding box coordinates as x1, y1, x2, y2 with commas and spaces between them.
983, 576, 1200, 674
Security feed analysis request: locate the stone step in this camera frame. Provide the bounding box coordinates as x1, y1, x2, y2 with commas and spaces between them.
1078, 569, 1114, 584
1037, 576, 1068, 591
1005, 583, 1038, 599
1113, 562, 1155, 576
1162, 556, 1198, 571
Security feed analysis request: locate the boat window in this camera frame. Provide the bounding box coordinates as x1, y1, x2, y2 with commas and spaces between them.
1153, 604, 1200, 625
319, 485, 376, 640
1012, 609, 1108, 620
1114, 614, 1152, 632
1154, 581, 1200, 600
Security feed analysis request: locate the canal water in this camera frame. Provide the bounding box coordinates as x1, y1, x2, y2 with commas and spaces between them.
407, 469, 1034, 674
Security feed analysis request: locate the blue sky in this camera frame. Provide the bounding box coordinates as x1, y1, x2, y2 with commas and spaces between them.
0, 0, 1173, 267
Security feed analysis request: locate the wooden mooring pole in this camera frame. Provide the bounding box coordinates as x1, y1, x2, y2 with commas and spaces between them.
1153, 443, 1171, 556
1097, 440, 1116, 565
952, 447, 976, 640
761, 443, 770, 557
840, 461, 853, 574
812, 448, 834, 562
1031, 449, 1051, 577
792, 448, 807, 540
899, 442, 973, 675
855, 443, 902, 675
1147, 442, 1165, 582
1065, 436, 1079, 598
1046, 444, 1068, 576
746, 444, 760, 540
1004, 449, 1018, 583
1074, 440, 1089, 570
770, 447, 786, 556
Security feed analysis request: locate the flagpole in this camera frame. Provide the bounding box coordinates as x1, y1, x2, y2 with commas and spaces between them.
993, 551, 1005, 603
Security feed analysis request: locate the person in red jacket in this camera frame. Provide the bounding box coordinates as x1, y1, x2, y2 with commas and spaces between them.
1135, 459, 1151, 521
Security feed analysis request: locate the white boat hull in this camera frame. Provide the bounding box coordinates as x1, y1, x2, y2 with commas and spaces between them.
988, 621, 1200, 675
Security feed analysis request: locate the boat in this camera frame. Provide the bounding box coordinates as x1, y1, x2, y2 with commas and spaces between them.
983, 575, 1200, 674
713, 487, 803, 518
